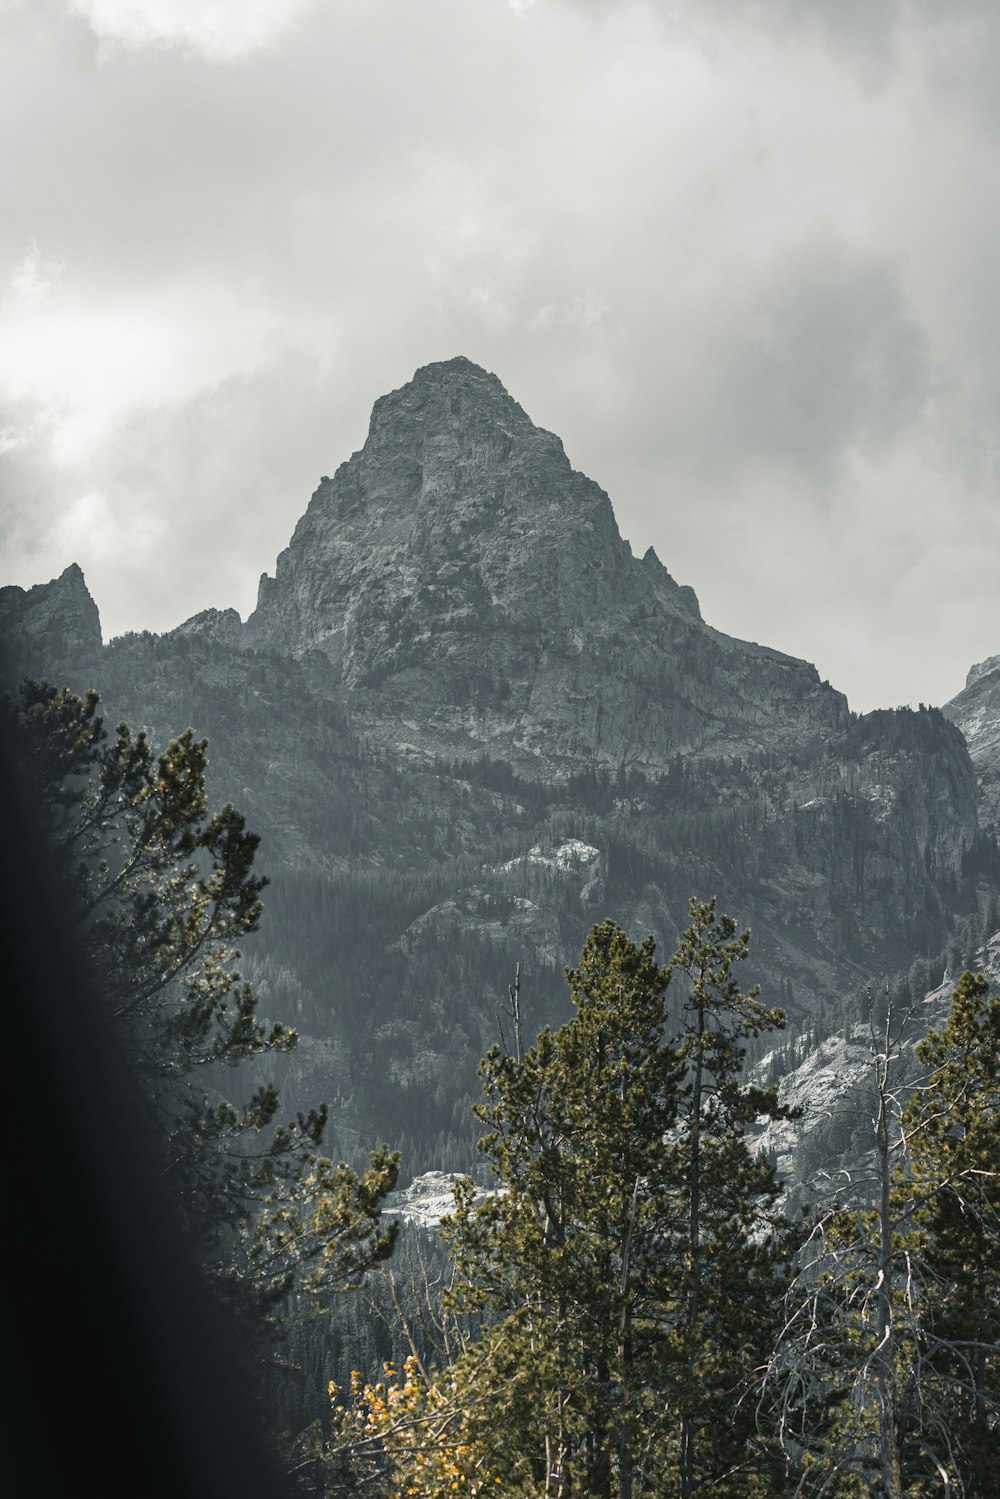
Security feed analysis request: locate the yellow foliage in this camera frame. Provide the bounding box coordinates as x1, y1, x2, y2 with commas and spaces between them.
329, 1355, 503, 1498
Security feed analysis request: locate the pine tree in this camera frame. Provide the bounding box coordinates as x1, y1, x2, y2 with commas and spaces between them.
898, 971, 1000, 1493
441, 920, 685, 1497
667, 900, 798, 1499
431, 902, 797, 1499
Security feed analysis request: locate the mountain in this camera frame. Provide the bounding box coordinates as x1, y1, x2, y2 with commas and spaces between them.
244, 356, 846, 772
3, 358, 997, 1173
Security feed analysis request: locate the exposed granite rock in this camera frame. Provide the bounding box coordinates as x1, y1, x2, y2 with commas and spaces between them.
745, 706, 980, 974
170, 607, 244, 646
964, 655, 1000, 690
943, 655, 1000, 833
0, 563, 102, 688
385, 1170, 494, 1228
756, 927, 1000, 1188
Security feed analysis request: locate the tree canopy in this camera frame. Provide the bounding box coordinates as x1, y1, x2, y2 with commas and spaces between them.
330, 902, 799, 1498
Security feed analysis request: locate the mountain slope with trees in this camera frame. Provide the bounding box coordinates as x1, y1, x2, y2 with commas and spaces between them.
1, 359, 997, 1173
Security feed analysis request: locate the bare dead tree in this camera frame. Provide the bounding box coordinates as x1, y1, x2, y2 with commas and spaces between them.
758, 978, 999, 1498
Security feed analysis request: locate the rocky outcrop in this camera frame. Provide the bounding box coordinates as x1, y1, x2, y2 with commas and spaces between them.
170, 607, 244, 646
742, 706, 981, 982
756, 926, 1000, 1189
384, 1170, 493, 1228
0, 563, 102, 689
965, 656, 1000, 690
943, 656, 1000, 833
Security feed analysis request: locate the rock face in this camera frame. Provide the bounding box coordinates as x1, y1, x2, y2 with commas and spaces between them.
944, 656, 1000, 834
1, 358, 996, 1171
172, 607, 244, 646
756, 926, 1000, 1191
245, 357, 848, 772
0, 563, 102, 686
384, 1170, 492, 1229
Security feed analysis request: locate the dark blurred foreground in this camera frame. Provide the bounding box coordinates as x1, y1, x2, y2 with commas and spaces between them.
1, 712, 291, 1497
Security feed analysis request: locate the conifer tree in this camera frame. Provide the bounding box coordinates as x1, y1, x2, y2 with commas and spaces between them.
898, 970, 1000, 1493
442, 920, 685, 1497
432, 901, 797, 1499
667, 900, 798, 1499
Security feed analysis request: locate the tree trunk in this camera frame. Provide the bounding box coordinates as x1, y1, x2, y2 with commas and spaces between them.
875, 1037, 903, 1499
617, 1176, 639, 1499
680, 1006, 705, 1499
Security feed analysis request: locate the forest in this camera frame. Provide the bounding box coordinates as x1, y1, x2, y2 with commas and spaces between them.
5, 679, 998, 1499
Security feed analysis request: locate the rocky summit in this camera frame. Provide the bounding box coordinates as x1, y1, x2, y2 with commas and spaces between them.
2, 357, 998, 1177
0, 562, 102, 685
244, 357, 847, 772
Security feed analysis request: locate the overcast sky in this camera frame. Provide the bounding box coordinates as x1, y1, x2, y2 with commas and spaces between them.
2, 0, 998, 712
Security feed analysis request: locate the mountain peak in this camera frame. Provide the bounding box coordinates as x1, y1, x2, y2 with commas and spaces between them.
412, 354, 493, 382
0, 562, 102, 687
366, 355, 538, 450
243, 359, 848, 770
408, 355, 516, 398
966, 655, 1000, 690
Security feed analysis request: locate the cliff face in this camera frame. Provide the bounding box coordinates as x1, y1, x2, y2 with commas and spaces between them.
1, 359, 995, 1165
245, 357, 848, 772
0, 563, 102, 686
944, 656, 1000, 834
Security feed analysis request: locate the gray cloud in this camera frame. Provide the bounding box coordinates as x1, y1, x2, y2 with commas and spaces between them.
712, 246, 932, 472
682, 0, 902, 74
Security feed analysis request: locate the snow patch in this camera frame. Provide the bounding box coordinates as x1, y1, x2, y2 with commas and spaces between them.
862, 782, 896, 823
384, 1170, 495, 1229
500, 839, 601, 875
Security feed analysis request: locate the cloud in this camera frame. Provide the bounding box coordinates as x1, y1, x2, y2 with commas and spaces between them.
0, 241, 279, 463
906, 1, 1000, 131
8, 241, 65, 307
65, 0, 317, 62
688, 0, 902, 74
711, 243, 932, 473
0, 342, 349, 636
51, 488, 118, 559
